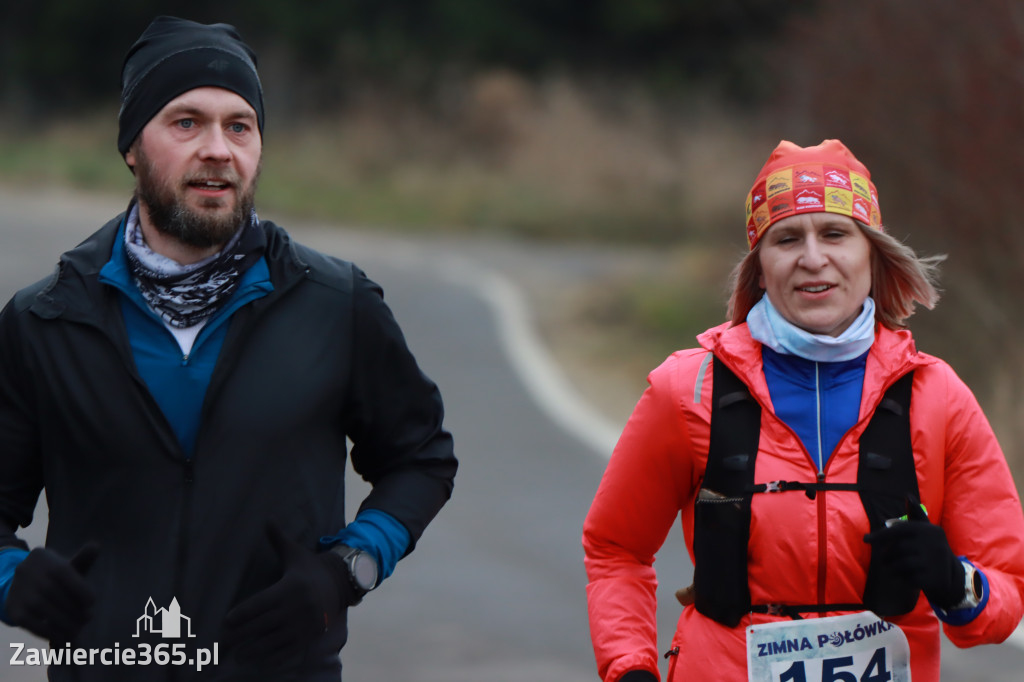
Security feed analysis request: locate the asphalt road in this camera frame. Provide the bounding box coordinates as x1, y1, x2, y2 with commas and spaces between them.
0, 186, 1021, 680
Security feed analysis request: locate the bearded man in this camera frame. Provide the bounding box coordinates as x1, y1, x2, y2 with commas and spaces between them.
0, 16, 457, 681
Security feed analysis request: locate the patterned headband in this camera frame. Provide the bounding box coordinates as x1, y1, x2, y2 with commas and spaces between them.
745, 140, 882, 249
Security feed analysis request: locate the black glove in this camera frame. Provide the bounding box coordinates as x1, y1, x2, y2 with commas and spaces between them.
5, 543, 99, 642
620, 670, 659, 682
863, 500, 965, 610
222, 524, 354, 663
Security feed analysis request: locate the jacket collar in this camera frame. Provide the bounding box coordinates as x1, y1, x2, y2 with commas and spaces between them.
699, 320, 935, 416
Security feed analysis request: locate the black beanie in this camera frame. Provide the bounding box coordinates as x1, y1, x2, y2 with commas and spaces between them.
117, 16, 264, 156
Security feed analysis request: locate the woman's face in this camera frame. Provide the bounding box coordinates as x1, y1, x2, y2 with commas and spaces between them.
757, 213, 872, 337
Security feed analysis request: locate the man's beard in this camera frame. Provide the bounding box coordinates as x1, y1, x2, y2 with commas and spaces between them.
133, 147, 260, 249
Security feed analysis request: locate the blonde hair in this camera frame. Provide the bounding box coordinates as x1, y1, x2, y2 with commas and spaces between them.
726, 222, 945, 330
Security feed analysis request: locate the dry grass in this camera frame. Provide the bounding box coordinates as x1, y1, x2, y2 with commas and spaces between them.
258, 71, 775, 244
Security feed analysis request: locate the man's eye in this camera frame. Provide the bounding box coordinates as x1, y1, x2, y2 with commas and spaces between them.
229, 123, 247, 133
178, 119, 194, 129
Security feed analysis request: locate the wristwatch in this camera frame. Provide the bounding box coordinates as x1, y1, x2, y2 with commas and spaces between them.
331, 545, 378, 605
952, 560, 983, 611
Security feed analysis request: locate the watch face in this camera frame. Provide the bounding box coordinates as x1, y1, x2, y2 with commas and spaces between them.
351, 552, 378, 591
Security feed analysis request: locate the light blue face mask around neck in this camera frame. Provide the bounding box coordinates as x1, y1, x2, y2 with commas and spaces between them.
747, 294, 876, 362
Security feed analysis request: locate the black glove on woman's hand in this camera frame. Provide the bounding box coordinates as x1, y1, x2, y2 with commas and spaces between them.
5, 543, 99, 642
222, 524, 354, 663
620, 670, 659, 682
864, 502, 965, 610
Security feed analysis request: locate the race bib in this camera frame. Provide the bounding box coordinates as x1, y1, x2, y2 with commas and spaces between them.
746, 611, 911, 682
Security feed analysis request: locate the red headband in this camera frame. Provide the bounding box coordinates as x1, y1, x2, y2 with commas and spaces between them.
745, 139, 882, 249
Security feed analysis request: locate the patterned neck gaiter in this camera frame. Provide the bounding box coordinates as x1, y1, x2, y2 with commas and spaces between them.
123, 203, 266, 328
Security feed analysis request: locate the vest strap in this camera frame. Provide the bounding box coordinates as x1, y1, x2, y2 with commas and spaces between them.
692, 354, 760, 627
859, 371, 921, 617
750, 480, 860, 499
692, 354, 919, 625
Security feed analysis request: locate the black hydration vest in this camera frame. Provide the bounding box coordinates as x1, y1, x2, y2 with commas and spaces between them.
692, 355, 920, 627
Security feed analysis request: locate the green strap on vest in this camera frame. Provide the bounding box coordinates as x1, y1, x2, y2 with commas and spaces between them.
692, 355, 918, 626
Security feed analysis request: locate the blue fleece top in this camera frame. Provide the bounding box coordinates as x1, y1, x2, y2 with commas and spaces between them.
98, 220, 274, 457
761, 346, 868, 472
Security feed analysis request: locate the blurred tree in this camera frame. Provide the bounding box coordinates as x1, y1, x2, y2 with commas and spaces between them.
1, 0, 816, 118
0, 0, 261, 118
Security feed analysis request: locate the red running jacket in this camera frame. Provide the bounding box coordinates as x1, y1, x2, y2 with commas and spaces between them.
583, 322, 1024, 681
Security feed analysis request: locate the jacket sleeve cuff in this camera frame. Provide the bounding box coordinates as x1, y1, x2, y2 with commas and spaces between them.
319, 509, 411, 586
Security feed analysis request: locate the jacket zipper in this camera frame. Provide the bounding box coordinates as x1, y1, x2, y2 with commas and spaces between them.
814, 362, 824, 472
812, 368, 907, 608
814, 362, 829, 605
173, 458, 196, 614
816, 469, 828, 606
171, 268, 310, 600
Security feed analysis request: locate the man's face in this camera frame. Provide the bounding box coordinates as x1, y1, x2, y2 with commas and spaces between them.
125, 86, 262, 249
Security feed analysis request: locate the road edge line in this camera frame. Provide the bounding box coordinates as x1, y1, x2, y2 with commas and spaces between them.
431, 256, 621, 459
